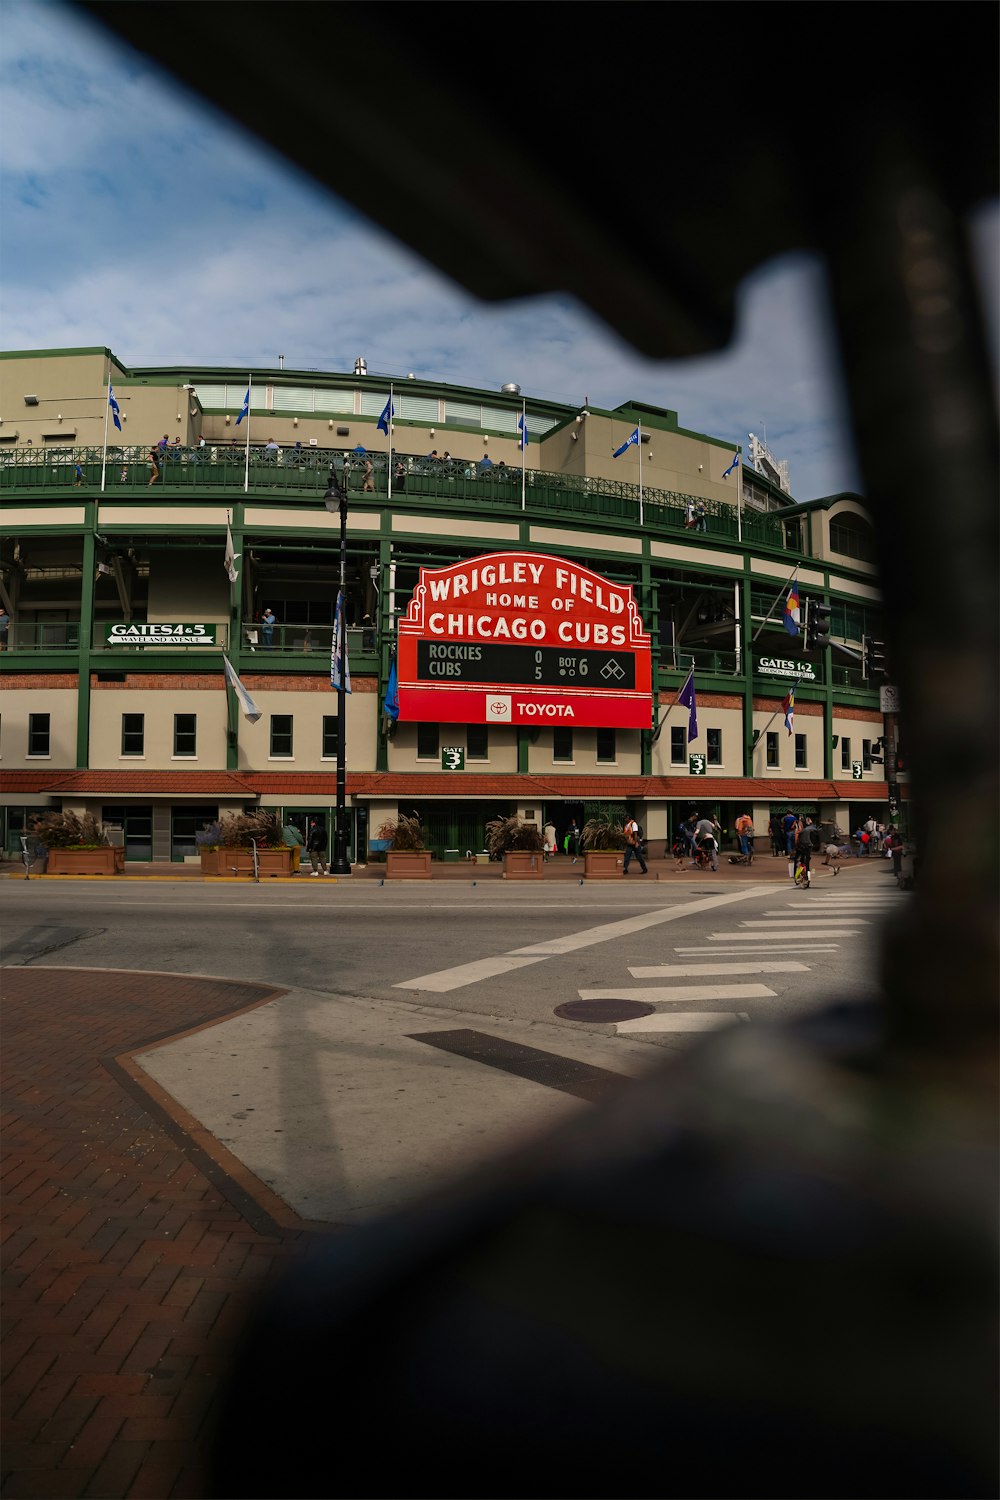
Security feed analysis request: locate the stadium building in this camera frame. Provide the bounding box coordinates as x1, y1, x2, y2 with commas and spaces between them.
0, 345, 904, 864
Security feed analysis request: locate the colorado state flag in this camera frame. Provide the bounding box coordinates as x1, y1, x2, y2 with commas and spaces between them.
782, 684, 795, 736
783, 582, 800, 637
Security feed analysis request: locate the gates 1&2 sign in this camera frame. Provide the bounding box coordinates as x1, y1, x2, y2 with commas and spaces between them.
396, 552, 652, 727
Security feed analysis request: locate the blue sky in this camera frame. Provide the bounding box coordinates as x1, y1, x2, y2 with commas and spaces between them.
2, 0, 996, 503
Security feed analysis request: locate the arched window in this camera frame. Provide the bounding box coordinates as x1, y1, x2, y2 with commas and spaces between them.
829, 510, 876, 562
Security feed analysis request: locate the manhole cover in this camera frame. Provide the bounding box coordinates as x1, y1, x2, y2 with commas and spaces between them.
554, 999, 655, 1023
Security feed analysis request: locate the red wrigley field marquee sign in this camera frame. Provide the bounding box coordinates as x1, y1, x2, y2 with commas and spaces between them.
396, 552, 652, 728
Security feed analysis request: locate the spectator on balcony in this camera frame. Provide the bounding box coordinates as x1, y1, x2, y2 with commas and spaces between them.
169, 436, 183, 461
261, 607, 276, 649
478, 453, 493, 472
74, 461, 85, 487
694, 499, 708, 533
147, 445, 161, 487
157, 434, 170, 454
393, 459, 407, 491
362, 455, 375, 492
265, 438, 280, 462
0, 606, 9, 651
685, 498, 695, 529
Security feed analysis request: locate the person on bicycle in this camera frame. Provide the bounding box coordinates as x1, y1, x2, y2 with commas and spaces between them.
794, 816, 821, 887
735, 811, 754, 858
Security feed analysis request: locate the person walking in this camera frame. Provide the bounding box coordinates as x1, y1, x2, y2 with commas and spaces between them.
564, 819, 581, 864
306, 819, 329, 876
543, 821, 557, 862
362, 456, 375, 493
281, 819, 304, 873
147, 444, 161, 487
623, 816, 648, 874
782, 808, 800, 873
734, 810, 754, 857
794, 815, 821, 887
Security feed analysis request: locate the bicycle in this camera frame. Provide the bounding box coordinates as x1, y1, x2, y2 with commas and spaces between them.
793, 856, 812, 887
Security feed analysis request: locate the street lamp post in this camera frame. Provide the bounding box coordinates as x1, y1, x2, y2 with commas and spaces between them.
325, 470, 351, 874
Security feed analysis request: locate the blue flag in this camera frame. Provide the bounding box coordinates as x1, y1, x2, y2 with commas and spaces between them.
613, 427, 639, 459
383, 658, 399, 722
377, 397, 394, 435
677, 669, 698, 742
108, 385, 122, 432
518, 412, 528, 451
722, 451, 739, 478
235, 387, 250, 426
331, 590, 352, 693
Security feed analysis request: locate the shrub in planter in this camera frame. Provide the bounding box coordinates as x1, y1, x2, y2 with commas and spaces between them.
30, 810, 107, 850
581, 814, 627, 851
378, 816, 432, 878
484, 816, 544, 858
216, 811, 283, 849
377, 815, 427, 851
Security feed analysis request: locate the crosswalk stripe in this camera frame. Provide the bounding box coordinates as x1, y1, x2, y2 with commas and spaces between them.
617, 1012, 748, 1034
629, 962, 808, 977
737, 917, 867, 927
395, 954, 546, 992
578, 983, 775, 1003
673, 944, 839, 955
706, 929, 859, 941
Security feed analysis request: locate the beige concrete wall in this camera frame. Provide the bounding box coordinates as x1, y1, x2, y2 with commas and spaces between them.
0, 688, 77, 765
0, 351, 200, 449
89, 691, 229, 768
748, 708, 827, 778
651, 705, 744, 777
387, 723, 519, 772
234, 690, 377, 772
147, 550, 230, 624
527, 727, 642, 775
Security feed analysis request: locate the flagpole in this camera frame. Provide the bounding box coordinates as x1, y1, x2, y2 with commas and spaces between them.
751, 563, 800, 643
638, 422, 643, 527
101, 367, 111, 493
387, 382, 394, 500
520, 399, 526, 512
243, 374, 251, 494
736, 445, 743, 542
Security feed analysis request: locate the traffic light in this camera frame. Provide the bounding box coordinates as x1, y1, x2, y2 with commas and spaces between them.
806, 599, 832, 651
894, 739, 906, 773
862, 636, 888, 678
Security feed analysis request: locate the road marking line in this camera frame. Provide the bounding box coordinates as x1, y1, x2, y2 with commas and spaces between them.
629, 962, 808, 977
673, 945, 840, 955
617, 1012, 748, 1034
578, 983, 775, 1003
737, 918, 867, 927
394, 955, 547, 993
395, 887, 772, 991
506, 888, 771, 956
706, 930, 859, 941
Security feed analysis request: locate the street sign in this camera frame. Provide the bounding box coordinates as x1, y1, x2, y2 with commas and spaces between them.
106, 623, 219, 647
441, 747, 465, 771
852, 760, 863, 780
879, 684, 900, 713
689, 753, 707, 776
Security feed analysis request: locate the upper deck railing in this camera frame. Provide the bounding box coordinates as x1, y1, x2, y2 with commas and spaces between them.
1, 443, 801, 553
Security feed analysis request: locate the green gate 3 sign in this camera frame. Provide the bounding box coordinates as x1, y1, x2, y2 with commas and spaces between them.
689, 753, 707, 776
852, 760, 863, 780
442, 747, 465, 771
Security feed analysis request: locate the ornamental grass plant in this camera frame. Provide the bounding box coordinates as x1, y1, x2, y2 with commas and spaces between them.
30, 810, 107, 849
484, 815, 545, 857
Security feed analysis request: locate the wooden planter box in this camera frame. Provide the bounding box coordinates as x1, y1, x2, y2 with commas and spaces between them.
47, 846, 125, 876
583, 849, 624, 879
385, 850, 433, 879
200, 847, 294, 877
502, 850, 544, 879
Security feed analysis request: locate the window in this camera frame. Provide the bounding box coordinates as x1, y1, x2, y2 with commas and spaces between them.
795, 733, 807, 769
840, 736, 851, 772
322, 716, 339, 759
670, 726, 686, 765
596, 727, 616, 763
467, 724, 488, 760
270, 714, 293, 757
766, 731, 779, 768
27, 713, 50, 756
553, 727, 573, 763
706, 728, 722, 766
862, 737, 872, 770
417, 722, 439, 760
173, 713, 197, 757
121, 713, 144, 756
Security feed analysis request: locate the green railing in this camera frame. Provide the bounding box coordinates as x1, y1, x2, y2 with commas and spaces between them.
3, 621, 81, 651
0, 444, 798, 553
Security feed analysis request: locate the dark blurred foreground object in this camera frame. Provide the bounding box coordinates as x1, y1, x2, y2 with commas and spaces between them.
78, 6, 998, 1496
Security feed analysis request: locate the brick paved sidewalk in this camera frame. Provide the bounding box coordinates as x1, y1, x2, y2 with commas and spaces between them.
1, 970, 317, 1500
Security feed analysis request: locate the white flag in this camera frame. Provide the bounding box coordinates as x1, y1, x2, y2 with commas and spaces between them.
222, 653, 262, 724
224, 520, 240, 583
